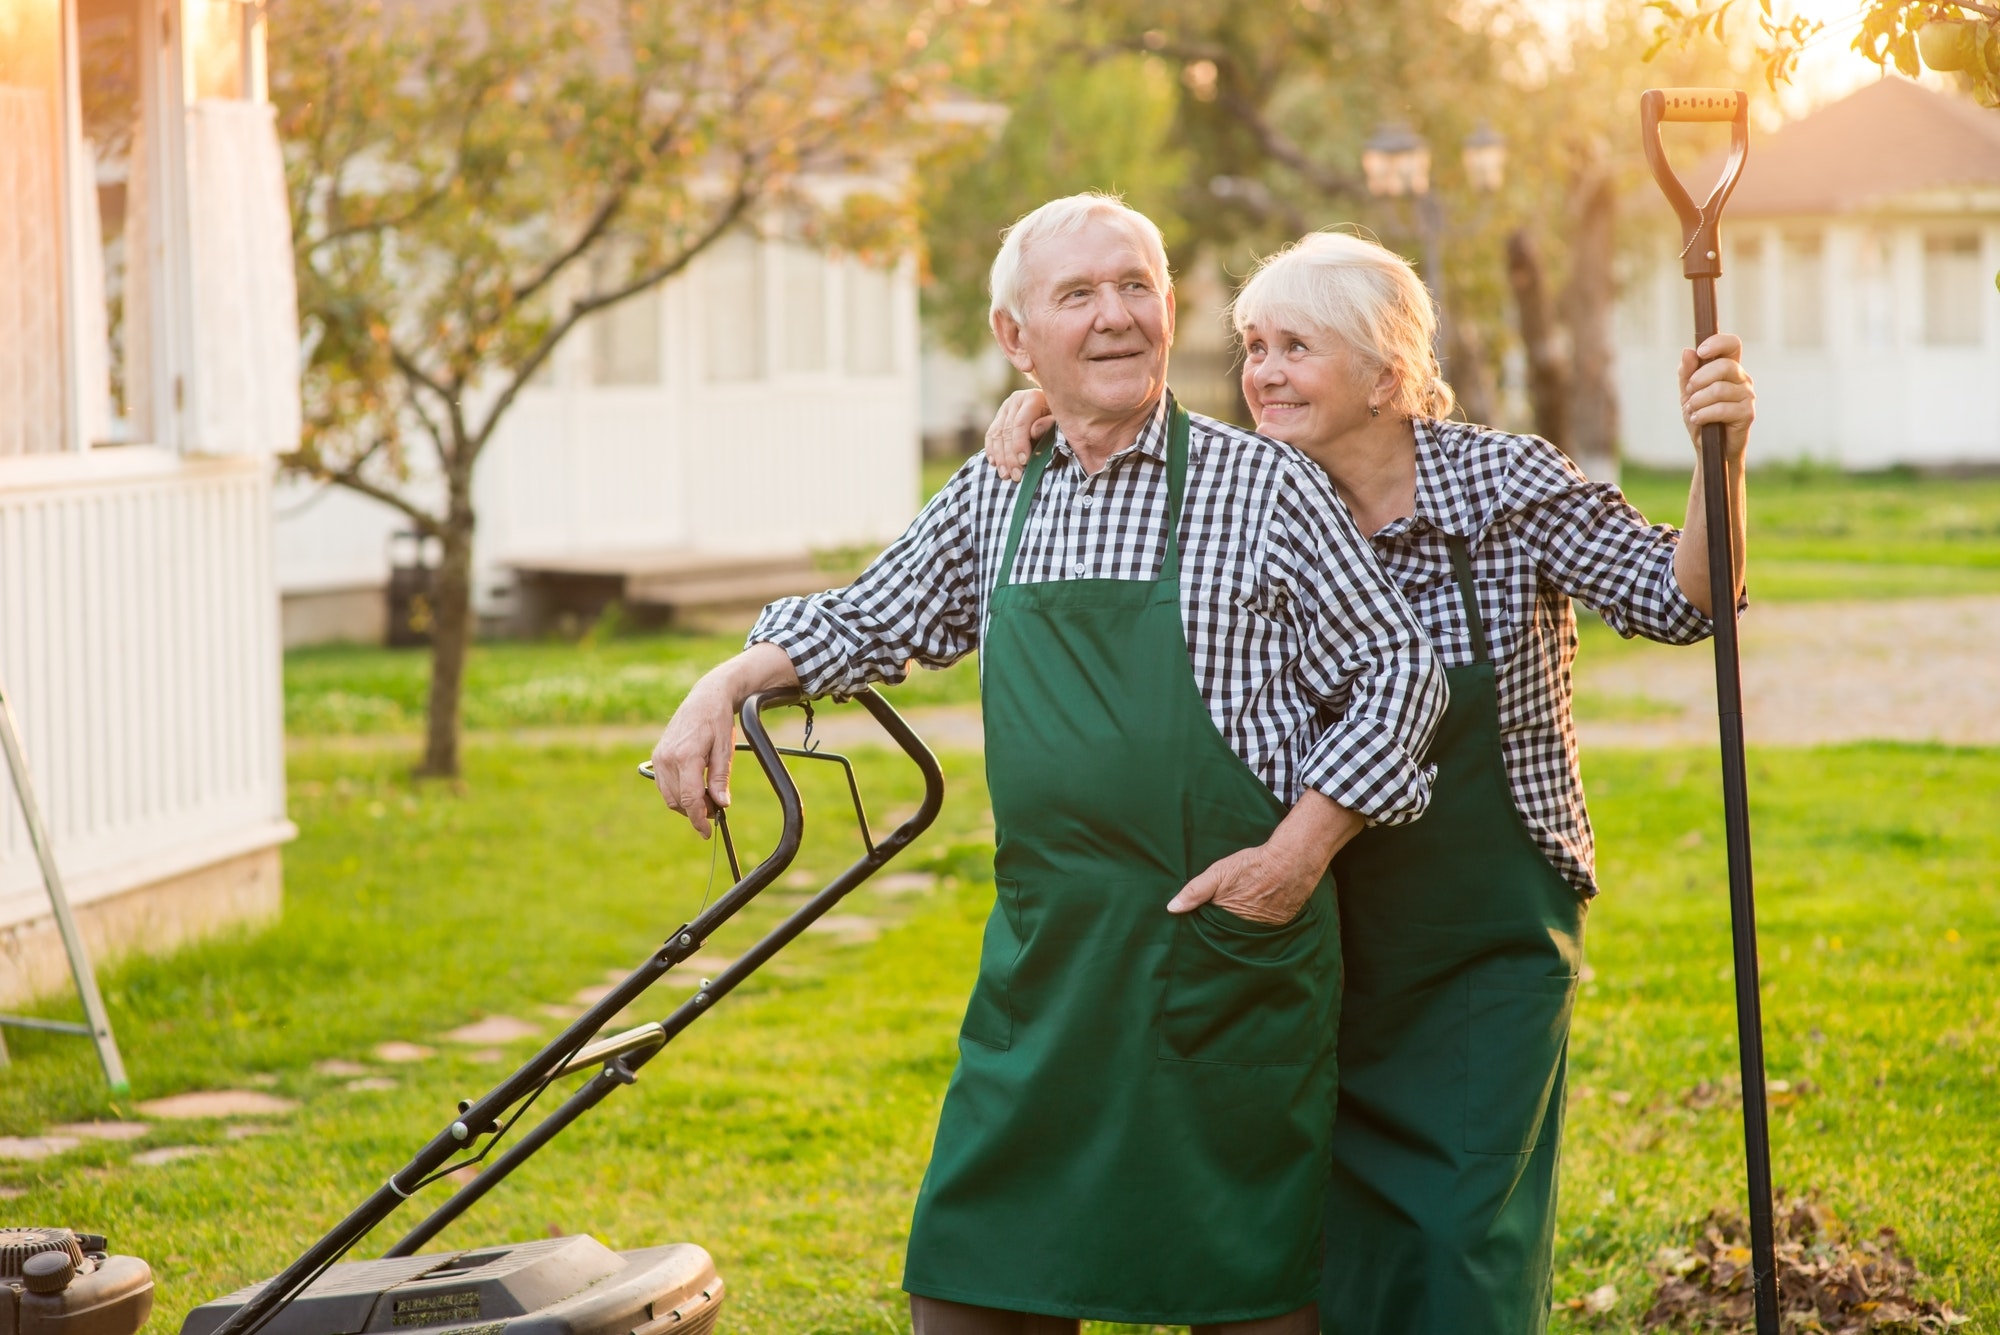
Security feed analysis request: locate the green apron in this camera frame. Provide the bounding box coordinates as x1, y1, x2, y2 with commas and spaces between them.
1320, 535, 1584, 1335
903, 402, 1342, 1325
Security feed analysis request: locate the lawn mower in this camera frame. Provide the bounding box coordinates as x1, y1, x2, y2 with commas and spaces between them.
14, 688, 941, 1335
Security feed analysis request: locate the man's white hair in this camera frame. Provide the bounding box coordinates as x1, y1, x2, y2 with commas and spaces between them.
988, 192, 1171, 324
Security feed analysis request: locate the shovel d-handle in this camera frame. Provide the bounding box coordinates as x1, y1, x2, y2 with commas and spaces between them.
205, 690, 811, 1335
380, 685, 947, 1258
1640, 87, 1749, 279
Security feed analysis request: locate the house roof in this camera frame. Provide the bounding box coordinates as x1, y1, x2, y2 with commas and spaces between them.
1720, 76, 2000, 217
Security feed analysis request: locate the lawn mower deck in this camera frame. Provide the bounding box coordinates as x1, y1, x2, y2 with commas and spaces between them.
181, 1237, 719, 1335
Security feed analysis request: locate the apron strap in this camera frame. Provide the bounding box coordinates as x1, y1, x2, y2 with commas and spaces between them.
995, 396, 1190, 589
1444, 534, 1491, 666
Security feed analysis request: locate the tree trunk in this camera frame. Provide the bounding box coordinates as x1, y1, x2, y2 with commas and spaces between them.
1506, 228, 1571, 453
1563, 162, 1619, 478
1447, 318, 1498, 428
419, 487, 476, 779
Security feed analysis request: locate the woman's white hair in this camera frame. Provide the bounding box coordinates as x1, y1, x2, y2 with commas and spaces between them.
989, 192, 1171, 324
1230, 230, 1455, 421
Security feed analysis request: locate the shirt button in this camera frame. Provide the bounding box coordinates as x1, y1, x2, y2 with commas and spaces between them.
1071, 561, 1086, 576
1080, 494, 1095, 507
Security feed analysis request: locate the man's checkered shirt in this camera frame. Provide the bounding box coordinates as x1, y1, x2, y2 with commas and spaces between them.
1375, 417, 1716, 896
751, 399, 1447, 827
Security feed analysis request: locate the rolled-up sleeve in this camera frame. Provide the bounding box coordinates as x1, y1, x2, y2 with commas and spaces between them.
749, 466, 986, 698
1518, 481, 1714, 645
1269, 467, 1447, 825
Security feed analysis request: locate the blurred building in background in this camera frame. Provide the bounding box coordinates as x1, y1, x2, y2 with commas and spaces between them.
0, 0, 297, 1002
1618, 77, 2000, 470
277, 235, 920, 644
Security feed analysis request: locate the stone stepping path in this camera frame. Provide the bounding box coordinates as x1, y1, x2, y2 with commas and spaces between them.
870, 873, 937, 896
0, 1136, 79, 1160
439, 1015, 540, 1045
136, 1090, 298, 1119
313, 1059, 372, 1078
373, 1041, 434, 1063
805, 914, 880, 943
52, 1121, 149, 1141
131, 1146, 214, 1167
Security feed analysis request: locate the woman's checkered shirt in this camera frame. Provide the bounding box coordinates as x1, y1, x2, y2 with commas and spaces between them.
751, 399, 1447, 827
1378, 417, 1715, 896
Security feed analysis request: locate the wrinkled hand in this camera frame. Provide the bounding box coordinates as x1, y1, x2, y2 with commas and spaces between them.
1168, 839, 1325, 927
649, 680, 737, 839
983, 388, 1055, 483
1680, 333, 1754, 460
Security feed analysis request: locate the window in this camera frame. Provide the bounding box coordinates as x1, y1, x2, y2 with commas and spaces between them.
779, 244, 828, 373
1780, 230, 1823, 349
703, 231, 763, 382
844, 260, 897, 376
1924, 231, 1983, 347
81, 0, 158, 444
0, 0, 70, 454
1727, 234, 1765, 344
1853, 230, 1896, 350
185, 0, 249, 101
590, 288, 661, 386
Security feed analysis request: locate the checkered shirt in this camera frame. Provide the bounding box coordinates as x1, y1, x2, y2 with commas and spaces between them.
1369, 417, 1715, 896
750, 397, 1447, 825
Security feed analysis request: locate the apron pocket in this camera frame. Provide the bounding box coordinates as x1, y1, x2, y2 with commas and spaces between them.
959, 876, 1024, 1050
1158, 898, 1328, 1066
1464, 973, 1577, 1155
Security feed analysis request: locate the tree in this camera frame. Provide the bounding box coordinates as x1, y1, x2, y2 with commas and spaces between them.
273, 0, 994, 779
1647, 0, 2000, 108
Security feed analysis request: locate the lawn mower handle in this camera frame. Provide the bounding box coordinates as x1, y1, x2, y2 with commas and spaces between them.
1642, 87, 1780, 1335
380, 685, 946, 1257
205, 689, 811, 1335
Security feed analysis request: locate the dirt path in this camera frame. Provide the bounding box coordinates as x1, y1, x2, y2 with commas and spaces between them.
291, 597, 2000, 758
1573, 595, 2000, 748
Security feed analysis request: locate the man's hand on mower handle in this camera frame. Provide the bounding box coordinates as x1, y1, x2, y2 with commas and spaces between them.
1168, 791, 1364, 926
650, 642, 800, 839
983, 388, 1055, 482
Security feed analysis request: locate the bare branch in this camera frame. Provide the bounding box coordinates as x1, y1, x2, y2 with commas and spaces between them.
467, 184, 756, 460
1093, 37, 1360, 200
300, 437, 445, 535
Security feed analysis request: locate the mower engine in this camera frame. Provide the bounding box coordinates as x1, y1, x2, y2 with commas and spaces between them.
181, 1237, 721, 1335
0, 1228, 154, 1335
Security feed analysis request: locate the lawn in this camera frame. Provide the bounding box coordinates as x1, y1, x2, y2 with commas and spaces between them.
4, 734, 1997, 1334
1619, 462, 2000, 601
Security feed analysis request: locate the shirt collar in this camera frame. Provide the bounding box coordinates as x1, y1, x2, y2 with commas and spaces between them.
1049, 393, 1171, 472
1373, 416, 1475, 541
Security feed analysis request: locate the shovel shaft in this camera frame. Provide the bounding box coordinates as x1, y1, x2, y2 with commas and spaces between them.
1691, 276, 1781, 1335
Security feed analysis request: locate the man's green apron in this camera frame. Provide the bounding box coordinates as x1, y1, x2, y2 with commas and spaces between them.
903, 403, 1342, 1325
1321, 535, 1584, 1335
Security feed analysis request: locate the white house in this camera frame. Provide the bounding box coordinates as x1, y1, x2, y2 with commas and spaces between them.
1618, 77, 2000, 469
0, 0, 298, 1002
275, 232, 923, 643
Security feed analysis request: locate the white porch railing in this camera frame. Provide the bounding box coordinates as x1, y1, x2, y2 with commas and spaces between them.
0, 448, 291, 934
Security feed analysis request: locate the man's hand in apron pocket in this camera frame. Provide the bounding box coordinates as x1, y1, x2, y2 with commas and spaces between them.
1168, 790, 1363, 925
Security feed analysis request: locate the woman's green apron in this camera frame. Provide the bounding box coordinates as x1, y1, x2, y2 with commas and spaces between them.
1321, 535, 1584, 1335
903, 403, 1342, 1325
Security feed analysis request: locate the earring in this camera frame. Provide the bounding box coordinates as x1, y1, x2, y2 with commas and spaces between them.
1369, 403, 1381, 418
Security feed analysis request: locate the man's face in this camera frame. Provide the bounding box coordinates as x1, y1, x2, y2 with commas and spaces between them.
994, 218, 1174, 425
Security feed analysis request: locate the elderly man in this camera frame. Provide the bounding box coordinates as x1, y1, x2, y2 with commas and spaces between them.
649, 193, 1444, 1334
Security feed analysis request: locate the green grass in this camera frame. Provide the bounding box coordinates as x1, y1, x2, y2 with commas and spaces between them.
1619, 462, 2000, 601
5, 741, 1997, 1333
285, 637, 981, 737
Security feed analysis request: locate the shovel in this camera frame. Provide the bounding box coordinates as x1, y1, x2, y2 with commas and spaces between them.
1639, 87, 1778, 1334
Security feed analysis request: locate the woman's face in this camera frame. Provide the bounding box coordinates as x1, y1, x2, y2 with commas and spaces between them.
1239, 321, 1379, 460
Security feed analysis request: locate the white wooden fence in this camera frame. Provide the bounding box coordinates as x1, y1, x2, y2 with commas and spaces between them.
0, 449, 291, 936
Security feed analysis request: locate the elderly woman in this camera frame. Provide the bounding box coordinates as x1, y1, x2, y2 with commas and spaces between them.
983, 230, 1755, 1335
